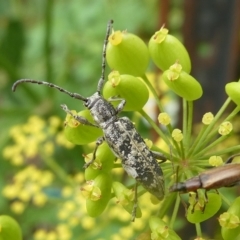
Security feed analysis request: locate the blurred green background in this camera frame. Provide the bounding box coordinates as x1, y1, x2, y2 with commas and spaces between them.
1, 0, 239, 239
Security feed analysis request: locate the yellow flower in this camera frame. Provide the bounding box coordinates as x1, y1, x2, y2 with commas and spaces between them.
56, 224, 72, 240
209, 156, 223, 166
144, 139, 153, 149
10, 201, 25, 214
202, 112, 214, 125
172, 129, 183, 142
38, 171, 54, 186
62, 186, 73, 197
219, 212, 240, 229
46, 231, 57, 240
33, 192, 47, 206
158, 112, 171, 125
218, 121, 233, 135
34, 229, 47, 240
2, 185, 21, 199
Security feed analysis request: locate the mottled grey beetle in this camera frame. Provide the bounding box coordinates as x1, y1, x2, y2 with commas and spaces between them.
12, 20, 166, 218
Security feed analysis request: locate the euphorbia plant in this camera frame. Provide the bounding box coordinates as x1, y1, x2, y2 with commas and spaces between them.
62, 25, 240, 239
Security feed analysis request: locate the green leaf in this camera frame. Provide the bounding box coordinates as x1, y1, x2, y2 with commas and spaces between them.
187, 192, 222, 223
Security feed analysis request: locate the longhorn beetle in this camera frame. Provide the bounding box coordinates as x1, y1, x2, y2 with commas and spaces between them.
169, 154, 240, 212
12, 20, 166, 219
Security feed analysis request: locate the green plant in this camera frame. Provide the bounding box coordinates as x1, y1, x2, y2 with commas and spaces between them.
4, 23, 240, 240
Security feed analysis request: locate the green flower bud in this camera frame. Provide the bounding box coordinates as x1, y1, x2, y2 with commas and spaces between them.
103, 71, 149, 111
219, 212, 240, 229
149, 27, 191, 73
0, 215, 22, 240
83, 173, 112, 217
112, 181, 142, 218
221, 197, 240, 240
225, 81, 240, 106
106, 30, 149, 76
63, 109, 102, 145
149, 217, 181, 240
84, 142, 115, 180
161, 63, 202, 101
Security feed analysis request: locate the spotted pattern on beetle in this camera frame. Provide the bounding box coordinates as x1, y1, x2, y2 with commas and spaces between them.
104, 117, 165, 200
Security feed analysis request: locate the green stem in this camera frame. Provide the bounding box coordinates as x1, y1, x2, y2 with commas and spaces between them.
195, 223, 202, 237
44, 0, 54, 91
182, 99, 188, 144
223, 105, 240, 121
187, 125, 207, 158
194, 135, 228, 159
194, 105, 239, 157
42, 152, 74, 186
141, 74, 164, 113
180, 141, 185, 159
186, 101, 193, 150
139, 109, 170, 145
169, 194, 181, 228
218, 191, 231, 206
194, 105, 240, 155
202, 145, 240, 158
191, 97, 232, 156
156, 193, 176, 219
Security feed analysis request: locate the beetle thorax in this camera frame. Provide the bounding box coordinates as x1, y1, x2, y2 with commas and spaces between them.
86, 92, 117, 127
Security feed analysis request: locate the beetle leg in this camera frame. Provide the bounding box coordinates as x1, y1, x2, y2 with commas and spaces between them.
151, 151, 167, 163
225, 153, 240, 164
83, 137, 105, 169
204, 190, 209, 203
178, 193, 188, 216
108, 96, 126, 114
190, 192, 199, 214
131, 182, 138, 222
200, 190, 209, 213
61, 104, 99, 128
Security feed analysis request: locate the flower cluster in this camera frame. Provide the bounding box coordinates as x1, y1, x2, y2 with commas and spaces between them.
62, 25, 240, 239
3, 115, 74, 166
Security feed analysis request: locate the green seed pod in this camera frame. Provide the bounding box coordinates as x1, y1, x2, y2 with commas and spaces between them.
0, 215, 22, 240
161, 63, 202, 101
225, 82, 240, 106
149, 216, 181, 240
64, 109, 102, 145
103, 71, 149, 111
221, 197, 240, 240
84, 142, 115, 180
112, 181, 142, 218
106, 30, 149, 76
149, 27, 191, 73
84, 173, 112, 217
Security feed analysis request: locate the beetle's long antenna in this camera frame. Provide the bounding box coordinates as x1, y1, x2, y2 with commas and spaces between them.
12, 79, 87, 101
97, 19, 113, 92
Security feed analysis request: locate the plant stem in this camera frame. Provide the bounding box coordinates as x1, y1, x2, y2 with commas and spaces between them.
170, 194, 181, 228
186, 100, 193, 149
195, 222, 202, 237
139, 109, 170, 144
190, 97, 232, 156
42, 152, 74, 186
141, 74, 164, 113
202, 145, 240, 158
194, 135, 229, 159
